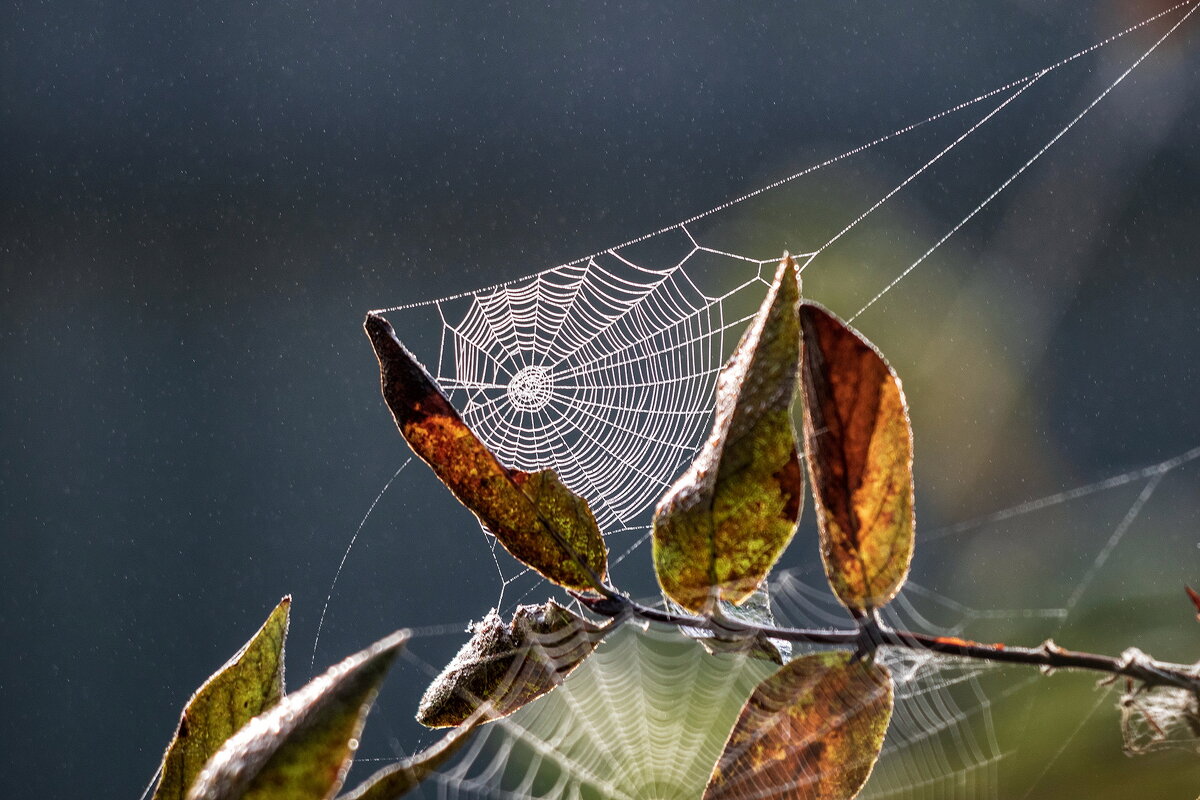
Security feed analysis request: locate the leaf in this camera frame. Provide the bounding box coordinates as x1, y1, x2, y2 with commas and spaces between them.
652, 255, 804, 613
799, 302, 914, 612
187, 630, 408, 800
704, 650, 893, 800
337, 710, 483, 800
153, 597, 291, 800
364, 313, 607, 592
417, 600, 604, 728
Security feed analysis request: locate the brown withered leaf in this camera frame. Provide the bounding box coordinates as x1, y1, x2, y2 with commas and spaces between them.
417, 600, 604, 728
364, 313, 607, 592
653, 256, 804, 613
799, 302, 914, 612
704, 650, 893, 800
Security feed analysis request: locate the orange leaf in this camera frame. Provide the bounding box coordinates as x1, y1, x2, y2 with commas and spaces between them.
800, 302, 914, 612
704, 650, 892, 800
364, 313, 607, 592
653, 256, 804, 613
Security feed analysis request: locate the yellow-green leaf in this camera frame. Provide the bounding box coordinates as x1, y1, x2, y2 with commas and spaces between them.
337, 710, 483, 800
153, 597, 291, 800
653, 255, 804, 613
799, 302, 914, 612
187, 630, 408, 800
704, 651, 893, 800
417, 600, 604, 728
364, 313, 607, 593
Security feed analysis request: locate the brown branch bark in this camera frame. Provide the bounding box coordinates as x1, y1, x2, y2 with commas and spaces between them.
573, 592, 1200, 696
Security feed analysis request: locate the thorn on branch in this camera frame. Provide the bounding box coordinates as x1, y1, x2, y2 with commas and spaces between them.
1037, 639, 1065, 675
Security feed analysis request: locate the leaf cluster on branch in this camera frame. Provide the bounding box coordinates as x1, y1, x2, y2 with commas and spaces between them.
147, 256, 1200, 800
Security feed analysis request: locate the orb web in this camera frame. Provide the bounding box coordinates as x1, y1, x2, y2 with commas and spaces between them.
506, 366, 553, 413
377, 2, 1196, 539
354, 5, 1200, 800
428, 241, 778, 530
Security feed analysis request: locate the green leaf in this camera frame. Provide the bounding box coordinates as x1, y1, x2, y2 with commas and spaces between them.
417, 600, 604, 728
364, 313, 608, 592
187, 630, 408, 800
337, 711, 482, 800
704, 650, 893, 800
799, 302, 915, 612
153, 597, 291, 800
653, 255, 804, 613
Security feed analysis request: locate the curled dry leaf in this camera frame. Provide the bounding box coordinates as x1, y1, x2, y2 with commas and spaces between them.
417, 600, 604, 728
153, 596, 291, 800
187, 630, 408, 800
799, 302, 914, 612
653, 256, 804, 613
704, 650, 893, 800
364, 313, 607, 592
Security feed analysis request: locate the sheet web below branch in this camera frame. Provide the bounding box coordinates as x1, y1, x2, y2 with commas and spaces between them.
389, 572, 1089, 800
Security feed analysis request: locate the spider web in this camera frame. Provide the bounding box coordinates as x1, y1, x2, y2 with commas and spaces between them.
376, 1, 1195, 546
410, 235, 773, 531
342, 5, 1200, 799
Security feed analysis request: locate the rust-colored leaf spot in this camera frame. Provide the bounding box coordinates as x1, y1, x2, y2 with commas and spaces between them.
365, 313, 607, 592
800, 302, 914, 613
704, 650, 893, 800
653, 256, 804, 613
417, 600, 604, 728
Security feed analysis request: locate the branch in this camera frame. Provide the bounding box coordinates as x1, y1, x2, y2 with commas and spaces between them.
881, 629, 1200, 695
574, 592, 1200, 696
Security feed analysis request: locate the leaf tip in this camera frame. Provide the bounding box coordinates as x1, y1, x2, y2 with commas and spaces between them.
1186, 585, 1200, 622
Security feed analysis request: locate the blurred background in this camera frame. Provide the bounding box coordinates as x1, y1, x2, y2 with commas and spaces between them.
2, 1, 1198, 798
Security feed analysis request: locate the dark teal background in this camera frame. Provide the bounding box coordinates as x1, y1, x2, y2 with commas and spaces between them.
2, 2, 1198, 797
